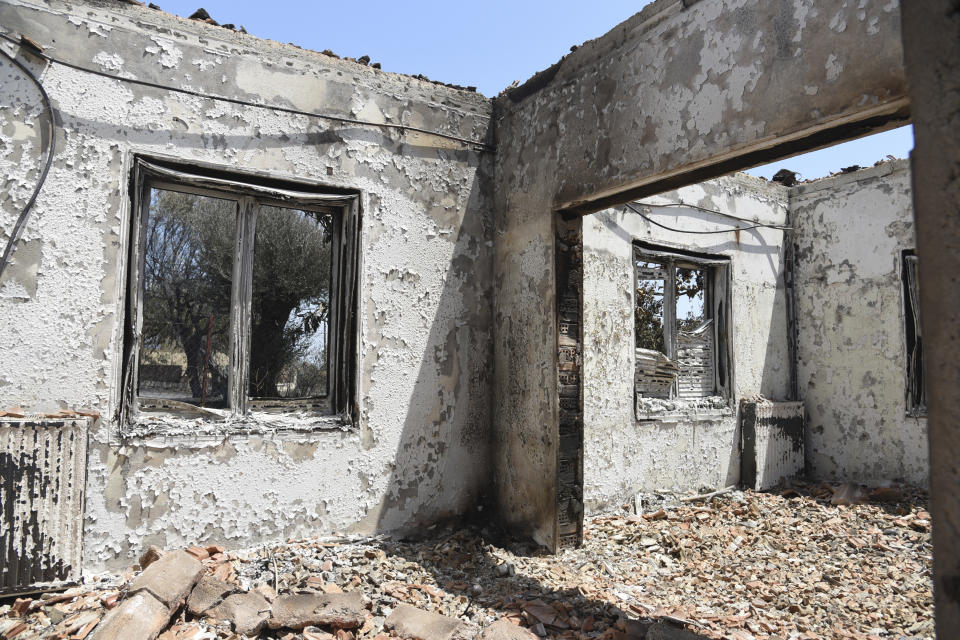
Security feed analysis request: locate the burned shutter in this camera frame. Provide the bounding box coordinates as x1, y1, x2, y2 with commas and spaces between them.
903, 253, 925, 413
676, 319, 715, 398
1, 418, 88, 594
556, 217, 583, 551
712, 264, 730, 399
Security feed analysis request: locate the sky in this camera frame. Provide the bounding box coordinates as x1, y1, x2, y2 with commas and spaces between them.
155, 0, 914, 181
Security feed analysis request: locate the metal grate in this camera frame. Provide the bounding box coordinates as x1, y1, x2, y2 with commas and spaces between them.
1, 418, 88, 594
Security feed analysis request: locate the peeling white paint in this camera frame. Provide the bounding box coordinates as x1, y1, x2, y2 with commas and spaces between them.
582, 161, 925, 506
825, 53, 844, 82
66, 15, 112, 37
792, 160, 927, 486
0, 0, 915, 577
92, 52, 125, 72
829, 11, 848, 33
0, 0, 493, 572
146, 37, 184, 69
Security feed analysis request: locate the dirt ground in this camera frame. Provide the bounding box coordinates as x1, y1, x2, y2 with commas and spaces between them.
0, 483, 933, 640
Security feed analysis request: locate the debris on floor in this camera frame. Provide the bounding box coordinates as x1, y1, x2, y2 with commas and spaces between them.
0, 484, 932, 640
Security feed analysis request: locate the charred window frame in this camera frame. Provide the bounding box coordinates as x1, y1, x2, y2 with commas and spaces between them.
121, 158, 360, 428
903, 250, 926, 416
633, 243, 732, 408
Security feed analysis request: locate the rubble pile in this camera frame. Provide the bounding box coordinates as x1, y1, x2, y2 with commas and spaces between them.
0, 485, 932, 640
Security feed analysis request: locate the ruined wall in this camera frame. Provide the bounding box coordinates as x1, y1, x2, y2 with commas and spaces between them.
582, 161, 927, 502
492, 0, 908, 542
491, 134, 558, 549
502, 0, 908, 216
581, 174, 790, 510
792, 160, 927, 486
901, 3, 960, 631
0, 0, 494, 570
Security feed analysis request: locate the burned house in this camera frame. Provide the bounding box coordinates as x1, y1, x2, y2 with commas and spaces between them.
0, 2, 956, 631
581, 159, 925, 513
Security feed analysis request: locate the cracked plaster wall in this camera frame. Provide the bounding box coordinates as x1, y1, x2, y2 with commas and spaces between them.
492, 0, 907, 541
0, 0, 494, 571
581, 174, 790, 511
792, 159, 927, 486
497, 0, 907, 214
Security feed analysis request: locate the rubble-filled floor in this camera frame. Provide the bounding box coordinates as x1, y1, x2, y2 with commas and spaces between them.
0, 484, 933, 640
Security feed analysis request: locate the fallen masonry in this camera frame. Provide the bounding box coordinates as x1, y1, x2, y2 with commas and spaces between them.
0, 485, 932, 639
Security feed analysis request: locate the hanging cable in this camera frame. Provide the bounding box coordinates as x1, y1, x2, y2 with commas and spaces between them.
624, 202, 791, 235
0, 31, 493, 151
0, 46, 56, 281
630, 200, 791, 230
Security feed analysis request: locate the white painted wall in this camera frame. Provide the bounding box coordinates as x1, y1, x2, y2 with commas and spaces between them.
582, 173, 791, 511
0, 0, 925, 576
0, 0, 494, 570
792, 160, 927, 486
582, 160, 928, 508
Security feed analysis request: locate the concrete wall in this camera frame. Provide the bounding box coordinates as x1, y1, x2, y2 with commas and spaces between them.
499, 0, 908, 216
0, 0, 494, 570
492, 0, 908, 542
0, 0, 926, 571
792, 160, 927, 486
901, 3, 960, 632
491, 129, 558, 548
581, 173, 790, 510
582, 160, 927, 505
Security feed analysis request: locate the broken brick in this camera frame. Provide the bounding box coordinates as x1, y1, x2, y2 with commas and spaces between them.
186, 575, 235, 616
206, 591, 271, 636
9, 600, 31, 617
386, 603, 478, 640
128, 550, 204, 609
269, 592, 367, 630
184, 546, 209, 561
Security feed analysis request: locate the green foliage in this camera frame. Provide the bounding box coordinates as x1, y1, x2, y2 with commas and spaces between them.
635, 280, 665, 352
635, 264, 707, 352
249, 205, 332, 398
139, 190, 334, 405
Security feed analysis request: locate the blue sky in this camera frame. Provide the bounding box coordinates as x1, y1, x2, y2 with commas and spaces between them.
156, 0, 913, 181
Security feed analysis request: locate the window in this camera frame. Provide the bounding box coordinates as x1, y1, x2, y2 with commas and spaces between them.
903, 251, 925, 415
123, 159, 359, 426
634, 244, 731, 413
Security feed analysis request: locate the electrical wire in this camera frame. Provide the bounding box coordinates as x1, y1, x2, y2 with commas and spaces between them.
624, 202, 792, 235
631, 200, 791, 230
0, 46, 55, 281
0, 31, 493, 151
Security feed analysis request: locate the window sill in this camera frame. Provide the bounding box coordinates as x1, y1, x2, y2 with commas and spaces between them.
635, 396, 734, 422
121, 409, 353, 441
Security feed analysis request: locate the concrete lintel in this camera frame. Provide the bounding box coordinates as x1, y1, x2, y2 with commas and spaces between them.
901, 1, 960, 636
496, 0, 909, 217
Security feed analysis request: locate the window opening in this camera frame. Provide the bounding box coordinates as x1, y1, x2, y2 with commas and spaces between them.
675, 264, 714, 399
249, 206, 333, 405
635, 260, 667, 353
137, 189, 235, 410
124, 158, 359, 426
634, 245, 730, 411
